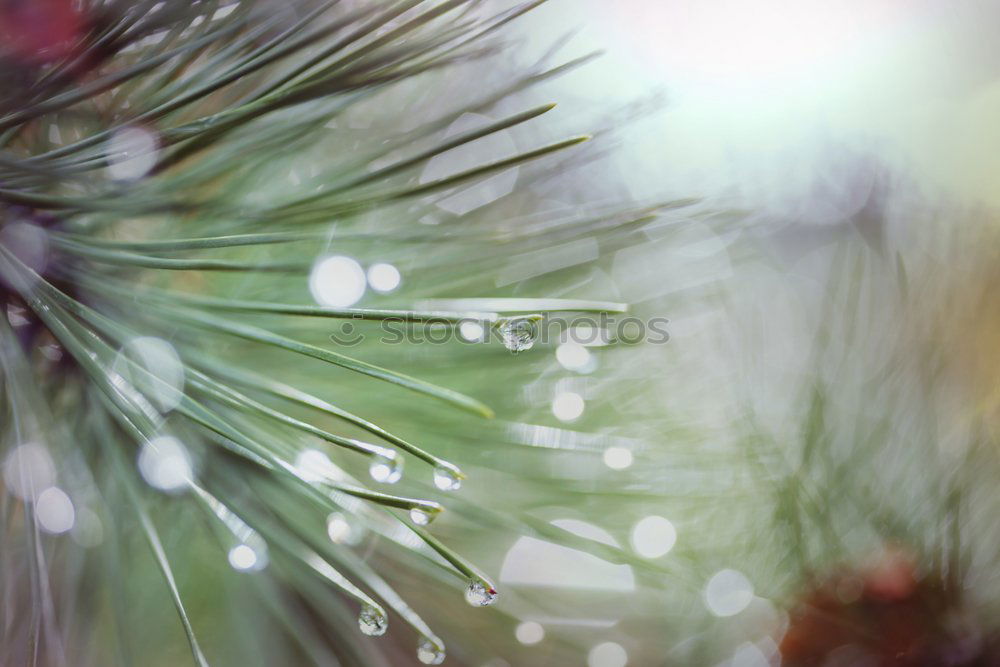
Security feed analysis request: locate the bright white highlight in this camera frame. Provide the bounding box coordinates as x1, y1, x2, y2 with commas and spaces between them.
368, 454, 402, 484
309, 255, 367, 308
366, 263, 401, 293
459, 321, 485, 342
704, 569, 754, 617
295, 449, 334, 483
630, 516, 677, 559
730, 642, 771, 667
137, 436, 192, 493
326, 512, 353, 544
228, 544, 258, 571
556, 342, 594, 372
515, 621, 545, 645
552, 392, 585, 422
588, 642, 628, 667
3, 443, 55, 501
602, 447, 633, 471
35, 487, 75, 534
107, 126, 158, 181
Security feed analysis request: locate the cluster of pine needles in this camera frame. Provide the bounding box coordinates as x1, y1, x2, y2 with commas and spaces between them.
0, 0, 667, 664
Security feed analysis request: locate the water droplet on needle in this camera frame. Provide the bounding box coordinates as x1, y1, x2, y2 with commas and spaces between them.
433, 465, 462, 491
409, 507, 436, 526
358, 604, 387, 636
465, 581, 498, 607
369, 452, 402, 484
417, 638, 446, 664
498, 318, 538, 353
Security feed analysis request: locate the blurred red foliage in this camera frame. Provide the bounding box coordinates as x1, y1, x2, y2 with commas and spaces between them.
0, 0, 82, 63
780, 547, 998, 666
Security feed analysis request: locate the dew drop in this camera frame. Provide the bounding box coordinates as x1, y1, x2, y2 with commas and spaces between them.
464, 581, 498, 607
409, 507, 435, 526
358, 604, 388, 636
417, 638, 446, 665
368, 452, 402, 484
432, 466, 462, 492
498, 318, 537, 353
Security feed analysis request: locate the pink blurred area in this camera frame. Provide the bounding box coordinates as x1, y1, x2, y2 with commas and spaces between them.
0, 0, 82, 63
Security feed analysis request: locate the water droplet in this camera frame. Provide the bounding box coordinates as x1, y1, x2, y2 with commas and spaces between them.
369, 452, 402, 484
498, 318, 538, 353
409, 507, 435, 526
417, 639, 446, 665
358, 604, 387, 636
464, 581, 498, 607
433, 466, 462, 492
